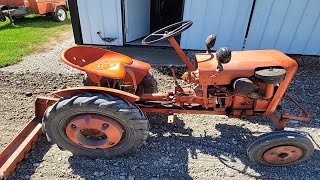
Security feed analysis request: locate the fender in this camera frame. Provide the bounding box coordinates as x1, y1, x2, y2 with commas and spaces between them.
52, 4, 68, 13
49, 86, 140, 103
35, 86, 140, 119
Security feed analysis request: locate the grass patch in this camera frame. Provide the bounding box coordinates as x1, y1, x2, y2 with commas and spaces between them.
0, 13, 72, 68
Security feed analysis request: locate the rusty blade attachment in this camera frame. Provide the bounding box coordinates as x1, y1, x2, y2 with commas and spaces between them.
0, 118, 42, 179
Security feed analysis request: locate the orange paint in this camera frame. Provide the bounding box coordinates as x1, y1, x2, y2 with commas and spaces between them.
61, 46, 151, 87
264, 84, 274, 99
168, 37, 195, 71
65, 114, 123, 149
263, 146, 303, 165
61, 46, 133, 79
0, 0, 66, 14
0, 119, 42, 179
49, 86, 140, 104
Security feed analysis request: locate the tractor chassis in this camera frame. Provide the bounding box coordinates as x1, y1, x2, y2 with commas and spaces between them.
0, 87, 310, 179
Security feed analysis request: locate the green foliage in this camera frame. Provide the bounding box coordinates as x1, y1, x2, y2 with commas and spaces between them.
0, 13, 71, 67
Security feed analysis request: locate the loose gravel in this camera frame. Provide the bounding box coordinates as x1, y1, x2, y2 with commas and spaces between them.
0, 39, 320, 180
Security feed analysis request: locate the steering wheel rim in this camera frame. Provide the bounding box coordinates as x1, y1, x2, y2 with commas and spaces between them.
142, 20, 193, 45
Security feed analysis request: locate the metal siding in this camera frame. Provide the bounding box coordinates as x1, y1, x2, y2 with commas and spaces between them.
246, 0, 320, 55
77, 0, 123, 46
181, 0, 253, 50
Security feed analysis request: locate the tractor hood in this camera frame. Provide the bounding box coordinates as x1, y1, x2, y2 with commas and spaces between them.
195, 50, 298, 85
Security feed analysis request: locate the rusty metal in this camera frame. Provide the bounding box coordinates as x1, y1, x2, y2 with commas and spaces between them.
140, 93, 170, 101
49, 86, 140, 104
0, 118, 42, 179
270, 112, 287, 130
168, 37, 195, 71
140, 107, 227, 115
65, 114, 123, 149
264, 84, 274, 99
263, 146, 303, 165
2, 21, 314, 178
284, 93, 310, 119
0, 96, 59, 179
0, 98, 45, 179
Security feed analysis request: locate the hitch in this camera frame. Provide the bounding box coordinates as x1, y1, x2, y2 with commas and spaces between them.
271, 93, 310, 130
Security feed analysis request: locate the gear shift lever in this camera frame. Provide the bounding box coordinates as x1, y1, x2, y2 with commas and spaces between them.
205, 34, 217, 53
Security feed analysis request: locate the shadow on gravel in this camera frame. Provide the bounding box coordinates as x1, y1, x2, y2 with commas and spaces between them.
188, 123, 320, 179
67, 114, 320, 179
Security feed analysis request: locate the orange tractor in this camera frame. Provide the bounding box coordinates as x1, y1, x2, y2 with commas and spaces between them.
0, 21, 315, 179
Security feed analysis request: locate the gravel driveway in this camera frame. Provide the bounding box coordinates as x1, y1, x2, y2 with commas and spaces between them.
0, 39, 320, 180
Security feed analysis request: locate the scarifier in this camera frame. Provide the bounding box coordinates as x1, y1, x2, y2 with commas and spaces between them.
0, 21, 315, 179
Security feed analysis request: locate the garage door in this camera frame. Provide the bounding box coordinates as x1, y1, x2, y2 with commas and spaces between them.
77, 0, 123, 46
246, 0, 320, 55
180, 0, 254, 50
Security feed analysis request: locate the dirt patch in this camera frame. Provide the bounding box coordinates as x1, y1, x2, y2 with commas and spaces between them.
0, 71, 82, 151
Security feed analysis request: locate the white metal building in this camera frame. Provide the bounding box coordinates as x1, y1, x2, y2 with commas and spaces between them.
68, 0, 320, 55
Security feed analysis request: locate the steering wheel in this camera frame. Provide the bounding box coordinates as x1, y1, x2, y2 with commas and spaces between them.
142, 21, 193, 45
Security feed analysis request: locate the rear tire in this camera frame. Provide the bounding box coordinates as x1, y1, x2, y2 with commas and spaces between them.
42, 93, 149, 158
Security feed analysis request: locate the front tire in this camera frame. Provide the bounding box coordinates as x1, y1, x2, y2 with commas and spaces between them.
247, 131, 314, 166
42, 93, 149, 158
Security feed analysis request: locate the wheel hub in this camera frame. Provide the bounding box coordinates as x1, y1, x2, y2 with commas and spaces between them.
57, 9, 66, 21
263, 145, 303, 165
66, 114, 123, 149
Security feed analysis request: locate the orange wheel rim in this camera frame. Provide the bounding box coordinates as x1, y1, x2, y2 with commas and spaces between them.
66, 114, 123, 149
263, 146, 303, 165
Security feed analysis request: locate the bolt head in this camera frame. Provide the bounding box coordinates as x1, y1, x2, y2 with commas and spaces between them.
71, 124, 77, 131
101, 123, 109, 130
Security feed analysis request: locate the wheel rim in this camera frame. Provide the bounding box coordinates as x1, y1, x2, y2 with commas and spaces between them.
66, 114, 123, 149
263, 146, 303, 165
57, 9, 66, 21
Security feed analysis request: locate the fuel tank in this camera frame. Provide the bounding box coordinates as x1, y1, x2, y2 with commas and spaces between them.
195, 50, 298, 85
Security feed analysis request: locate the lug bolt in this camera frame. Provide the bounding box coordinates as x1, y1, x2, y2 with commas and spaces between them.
101, 123, 109, 130
109, 142, 115, 145
71, 124, 77, 131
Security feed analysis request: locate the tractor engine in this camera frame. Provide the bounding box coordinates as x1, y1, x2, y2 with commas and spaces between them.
181, 47, 288, 117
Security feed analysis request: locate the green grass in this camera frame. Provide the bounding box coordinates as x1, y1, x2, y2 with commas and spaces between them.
0, 13, 72, 68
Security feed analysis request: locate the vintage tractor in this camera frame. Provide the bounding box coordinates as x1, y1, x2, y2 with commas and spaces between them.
0, 21, 315, 179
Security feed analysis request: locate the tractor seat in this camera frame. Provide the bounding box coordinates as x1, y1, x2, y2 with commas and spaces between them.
82, 53, 132, 79
61, 46, 133, 79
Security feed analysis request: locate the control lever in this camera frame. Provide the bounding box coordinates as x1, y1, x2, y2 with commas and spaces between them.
216, 47, 232, 72
205, 34, 217, 53
169, 65, 183, 93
